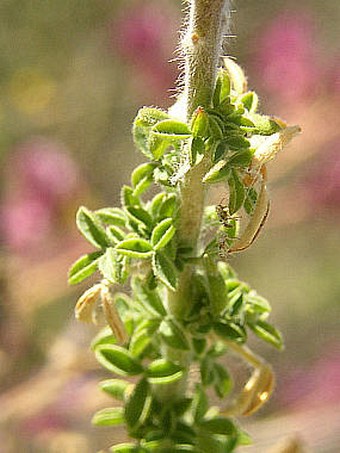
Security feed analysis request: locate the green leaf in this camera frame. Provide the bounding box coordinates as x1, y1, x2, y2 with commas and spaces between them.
95, 207, 127, 228
151, 218, 176, 250
225, 135, 250, 150
125, 378, 150, 428
228, 169, 245, 215
152, 119, 191, 139
106, 225, 126, 244
216, 68, 231, 104
92, 407, 125, 426
91, 326, 116, 350
76, 206, 109, 249
110, 443, 142, 453
208, 115, 224, 139
203, 160, 230, 184
241, 91, 258, 113
190, 137, 205, 165
200, 417, 236, 436
98, 248, 121, 283
148, 133, 173, 160
126, 206, 154, 232
147, 359, 184, 384
157, 193, 178, 220
131, 162, 157, 188
248, 320, 283, 349
68, 251, 102, 285
159, 318, 190, 350
152, 251, 178, 290
213, 322, 247, 343
213, 141, 227, 163
213, 363, 233, 398
116, 238, 153, 259
131, 277, 167, 317
192, 386, 208, 422
245, 292, 271, 313
228, 149, 252, 168
244, 187, 258, 215
248, 113, 281, 135
131, 162, 157, 196
99, 379, 129, 401
191, 107, 209, 138
200, 358, 215, 387
129, 319, 160, 357
95, 345, 144, 376
121, 185, 140, 208
133, 107, 169, 158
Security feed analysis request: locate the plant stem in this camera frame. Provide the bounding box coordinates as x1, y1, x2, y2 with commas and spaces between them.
169, 0, 229, 320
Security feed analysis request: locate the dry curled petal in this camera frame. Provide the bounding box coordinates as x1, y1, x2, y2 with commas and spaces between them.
75, 284, 101, 323
101, 285, 128, 345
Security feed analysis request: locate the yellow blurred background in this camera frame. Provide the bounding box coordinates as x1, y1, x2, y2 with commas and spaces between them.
1, 0, 340, 451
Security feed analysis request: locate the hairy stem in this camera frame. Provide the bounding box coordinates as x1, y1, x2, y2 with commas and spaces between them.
169, 0, 229, 320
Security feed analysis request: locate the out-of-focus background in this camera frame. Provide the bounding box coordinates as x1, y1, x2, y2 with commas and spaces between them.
0, 0, 339, 452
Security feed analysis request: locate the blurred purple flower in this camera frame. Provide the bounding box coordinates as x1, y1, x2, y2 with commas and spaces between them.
253, 12, 321, 102
109, 2, 179, 95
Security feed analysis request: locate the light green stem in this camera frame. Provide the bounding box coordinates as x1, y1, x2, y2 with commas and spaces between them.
169, 0, 229, 320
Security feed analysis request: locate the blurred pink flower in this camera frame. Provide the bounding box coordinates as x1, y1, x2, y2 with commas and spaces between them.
278, 345, 340, 410
15, 138, 80, 205
1, 138, 82, 253
2, 198, 52, 252
109, 2, 179, 95
253, 12, 321, 102
302, 145, 340, 210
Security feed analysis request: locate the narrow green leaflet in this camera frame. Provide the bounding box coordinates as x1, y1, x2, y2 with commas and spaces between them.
131, 277, 167, 317
151, 218, 176, 250
199, 417, 236, 436
68, 251, 102, 285
248, 320, 283, 349
191, 107, 209, 138
152, 251, 178, 290
129, 319, 160, 357
146, 359, 184, 384
98, 248, 120, 283
213, 322, 247, 343
159, 318, 190, 351
99, 379, 129, 401
110, 443, 145, 453
76, 206, 110, 249
241, 91, 258, 113
131, 162, 157, 197
92, 407, 125, 426
203, 159, 230, 184
116, 238, 153, 259
213, 363, 233, 398
91, 326, 116, 350
125, 206, 154, 232
131, 162, 157, 188
125, 378, 150, 428
133, 107, 169, 158
228, 169, 245, 215
95, 207, 127, 228
152, 119, 191, 139
95, 345, 144, 376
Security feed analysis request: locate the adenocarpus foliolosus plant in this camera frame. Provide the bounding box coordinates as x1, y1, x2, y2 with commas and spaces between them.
69, 1, 300, 451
